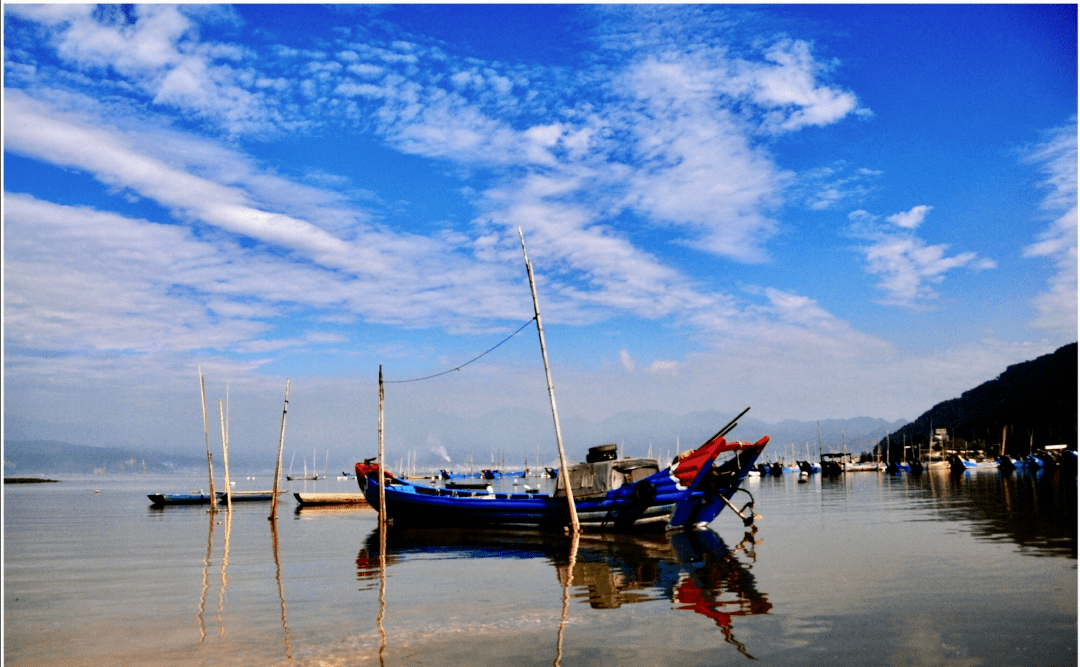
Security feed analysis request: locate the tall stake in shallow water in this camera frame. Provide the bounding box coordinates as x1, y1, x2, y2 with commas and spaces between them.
219, 399, 233, 512
519, 228, 580, 534
199, 367, 217, 512
269, 379, 290, 521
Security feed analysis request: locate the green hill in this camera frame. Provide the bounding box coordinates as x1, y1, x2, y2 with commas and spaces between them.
878, 343, 1077, 459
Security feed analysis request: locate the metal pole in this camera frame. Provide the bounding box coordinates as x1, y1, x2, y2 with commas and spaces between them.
519, 228, 580, 534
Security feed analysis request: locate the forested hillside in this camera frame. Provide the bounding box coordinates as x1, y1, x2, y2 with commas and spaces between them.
878, 343, 1077, 458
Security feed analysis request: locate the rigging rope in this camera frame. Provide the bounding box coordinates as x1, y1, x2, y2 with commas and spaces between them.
384, 316, 537, 384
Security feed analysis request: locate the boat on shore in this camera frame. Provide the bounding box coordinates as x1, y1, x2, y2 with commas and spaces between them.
355, 429, 769, 533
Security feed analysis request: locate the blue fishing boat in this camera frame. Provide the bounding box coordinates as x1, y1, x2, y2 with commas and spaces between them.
148, 493, 212, 506
440, 469, 481, 480
948, 453, 999, 472
356, 429, 769, 533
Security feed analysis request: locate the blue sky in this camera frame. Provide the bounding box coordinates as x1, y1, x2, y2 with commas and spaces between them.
3, 4, 1076, 464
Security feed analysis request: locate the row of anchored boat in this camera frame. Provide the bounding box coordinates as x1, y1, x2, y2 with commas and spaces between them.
740, 444, 1077, 479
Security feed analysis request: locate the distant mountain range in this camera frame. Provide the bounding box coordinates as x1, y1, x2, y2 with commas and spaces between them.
4, 414, 905, 475
2, 440, 263, 476
877, 342, 1077, 459
7, 343, 1073, 475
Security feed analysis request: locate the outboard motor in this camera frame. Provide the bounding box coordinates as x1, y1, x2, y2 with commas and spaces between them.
586, 444, 619, 463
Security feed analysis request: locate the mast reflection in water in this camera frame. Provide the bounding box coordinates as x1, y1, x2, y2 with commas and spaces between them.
356, 527, 772, 660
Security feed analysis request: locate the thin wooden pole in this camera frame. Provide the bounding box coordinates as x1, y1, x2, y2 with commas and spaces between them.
519, 228, 580, 534
199, 367, 217, 511
219, 399, 233, 511
269, 379, 291, 520
378, 365, 387, 526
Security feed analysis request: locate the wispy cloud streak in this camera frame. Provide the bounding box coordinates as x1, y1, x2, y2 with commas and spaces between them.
1023, 120, 1078, 338
848, 206, 996, 307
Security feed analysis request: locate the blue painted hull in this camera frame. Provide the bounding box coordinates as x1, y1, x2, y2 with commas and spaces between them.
358, 435, 768, 533
148, 493, 212, 506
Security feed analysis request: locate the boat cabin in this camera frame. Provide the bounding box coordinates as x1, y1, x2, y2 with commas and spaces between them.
553, 444, 660, 499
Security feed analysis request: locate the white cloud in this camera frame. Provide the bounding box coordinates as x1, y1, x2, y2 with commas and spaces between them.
7, 5, 271, 135
796, 162, 881, 211
739, 39, 862, 132
886, 205, 932, 230
4, 92, 366, 267
618, 56, 786, 262
1022, 121, 1078, 339
6, 5, 1060, 454
848, 208, 996, 307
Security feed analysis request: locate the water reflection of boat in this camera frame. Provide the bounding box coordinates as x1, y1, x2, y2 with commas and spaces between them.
356, 526, 771, 657
357, 431, 768, 533
940, 467, 1077, 558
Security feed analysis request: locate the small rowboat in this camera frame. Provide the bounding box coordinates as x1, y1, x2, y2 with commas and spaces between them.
148, 493, 212, 506
217, 490, 285, 502
356, 430, 768, 533
293, 492, 369, 506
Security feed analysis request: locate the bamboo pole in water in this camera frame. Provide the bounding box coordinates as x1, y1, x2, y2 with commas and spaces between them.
519, 228, 580, 534
378, 364, 387, 526
219, 399, 233, 511
269, 379, 291, 520
199, 367, 217, 511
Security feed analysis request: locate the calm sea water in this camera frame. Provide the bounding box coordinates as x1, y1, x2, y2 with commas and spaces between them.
4, 467, 1076, 666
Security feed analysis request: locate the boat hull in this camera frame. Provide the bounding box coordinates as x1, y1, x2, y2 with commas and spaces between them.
357, 435, 768, 533
148, 493, 212, 506
293, 492, 369, 506
216, 490, 283, 502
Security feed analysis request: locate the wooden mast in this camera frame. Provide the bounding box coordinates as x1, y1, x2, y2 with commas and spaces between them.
269, 379, 290, 520
199, 366, 217, 511
519, 228, 580, 534
378, 364, 387, 526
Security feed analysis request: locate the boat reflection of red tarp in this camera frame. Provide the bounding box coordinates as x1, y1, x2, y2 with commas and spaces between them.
356, 526, 770, 657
